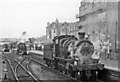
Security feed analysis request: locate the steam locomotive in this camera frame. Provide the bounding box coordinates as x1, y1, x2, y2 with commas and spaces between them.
6, 42, 27, 55
16, 42, 27, 55
43, 32, 104, 80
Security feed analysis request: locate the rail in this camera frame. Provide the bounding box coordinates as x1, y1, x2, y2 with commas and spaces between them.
4, 53, 38, 81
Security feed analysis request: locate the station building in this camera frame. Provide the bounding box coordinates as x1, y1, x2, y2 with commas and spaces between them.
76, 0, 119, 59
46, 19, 62, 40
46, 19, 79, 40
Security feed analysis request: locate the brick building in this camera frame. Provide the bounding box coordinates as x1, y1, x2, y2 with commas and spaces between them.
46, 19, 62, 40
66, 22, 79, 38
76, 0, 119, 59
46, 19, 79, 40
76, 0, 108, 35
60, 22, 68, 35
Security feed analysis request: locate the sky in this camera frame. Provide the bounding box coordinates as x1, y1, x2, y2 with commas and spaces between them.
0, 0, 82, 38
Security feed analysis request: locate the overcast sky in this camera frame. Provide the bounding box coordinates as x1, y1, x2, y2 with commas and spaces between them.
0, 0, 82, 38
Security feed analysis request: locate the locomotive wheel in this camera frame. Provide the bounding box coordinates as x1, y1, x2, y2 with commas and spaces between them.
74, 71, 81, 80
58, 63, 63, 72
90, 70, 97, 80
86, 70, 92, 80
80, 70, 87, 80
63, 68, 67, 74
60, 66, 64, 73
68, 65, 76, 78
54, 60, 58, 70
48, 60, 51, 68
50, 60, 54, 68
97, 69, 106, 80
46, 60, 50, 67
71, 70, 81, 79
49, 60, 52, 67
49, 60, 53, 68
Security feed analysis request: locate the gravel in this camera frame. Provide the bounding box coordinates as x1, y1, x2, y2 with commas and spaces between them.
30, 63, 72, 81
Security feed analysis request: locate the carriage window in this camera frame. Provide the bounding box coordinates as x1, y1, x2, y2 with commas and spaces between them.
54, 29, 56, 33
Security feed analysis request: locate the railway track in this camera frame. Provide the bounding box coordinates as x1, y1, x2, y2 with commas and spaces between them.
3, 53, 39, 82
29, 57, 75, 81
3, 51, 119, 82
29, 53, 45, 64
4, 56, 19, 81
29, 53, 106, 82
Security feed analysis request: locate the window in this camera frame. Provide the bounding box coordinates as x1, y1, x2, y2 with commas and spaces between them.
70, 27, 71, 32
62, 29, 64, 32
78, 26, 82, 30
71, 27, 72, 31
74, 26, 76, 30
54, 29, 56, 33
49, 31, 51, 39
80, 16, 86, 22
53, 25, 55, 28
92, 2, 94, 8
75, 27, 77, 30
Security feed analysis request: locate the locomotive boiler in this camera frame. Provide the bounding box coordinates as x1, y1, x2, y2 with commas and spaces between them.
43, 33, 104, 80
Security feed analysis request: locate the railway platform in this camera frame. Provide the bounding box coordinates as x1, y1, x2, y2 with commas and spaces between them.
100, 59, 120, 72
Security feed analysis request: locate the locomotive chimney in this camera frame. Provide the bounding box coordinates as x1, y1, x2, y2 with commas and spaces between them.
78, 32, 85, 40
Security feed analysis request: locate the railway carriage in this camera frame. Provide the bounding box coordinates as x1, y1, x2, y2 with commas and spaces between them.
9, 42, 17, 50
2, 43, 10, 52
43, 34, 104, 80
16, 43, 28, 55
